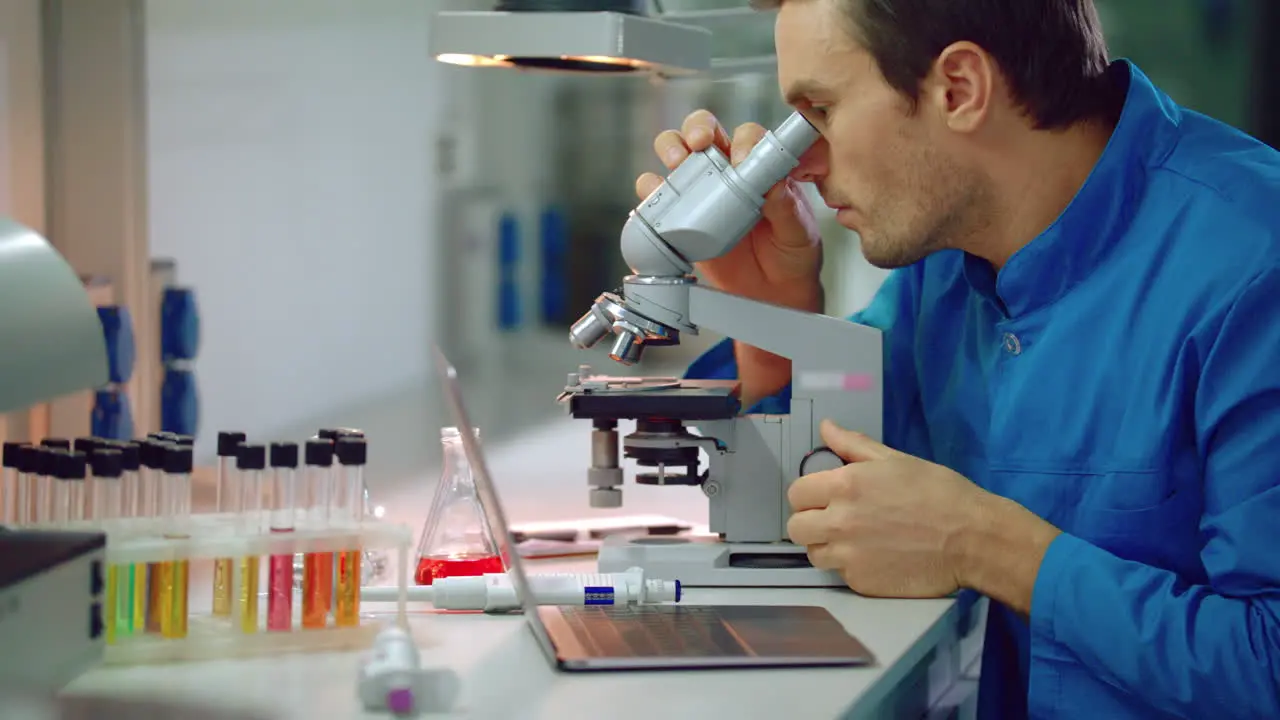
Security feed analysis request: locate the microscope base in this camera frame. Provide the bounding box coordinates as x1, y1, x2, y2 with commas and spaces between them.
596, 535, 847, 588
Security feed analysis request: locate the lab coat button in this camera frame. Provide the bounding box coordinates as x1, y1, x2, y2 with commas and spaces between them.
1002, 332, 1022, 355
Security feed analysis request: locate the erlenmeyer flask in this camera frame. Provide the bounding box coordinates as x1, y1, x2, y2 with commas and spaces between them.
414, 426, 504, 585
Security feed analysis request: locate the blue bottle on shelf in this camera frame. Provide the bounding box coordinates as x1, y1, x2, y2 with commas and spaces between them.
539, 205, 568, 325
160, 287, 200, 437
497, 212, 521, 331
92, 305, 136, 439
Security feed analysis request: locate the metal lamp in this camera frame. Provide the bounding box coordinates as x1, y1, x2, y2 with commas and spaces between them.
0, 217, 109, 413
430, 0, 714, 76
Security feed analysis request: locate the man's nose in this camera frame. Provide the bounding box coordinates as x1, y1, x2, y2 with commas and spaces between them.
790, 138, 830, 183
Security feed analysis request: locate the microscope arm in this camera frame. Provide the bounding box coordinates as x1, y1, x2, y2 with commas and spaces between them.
687, 284, 884, 443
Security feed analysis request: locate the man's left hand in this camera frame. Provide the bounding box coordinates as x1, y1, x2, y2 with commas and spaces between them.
787, 419, 991, 598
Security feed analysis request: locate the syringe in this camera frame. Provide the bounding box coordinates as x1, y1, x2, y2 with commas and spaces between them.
359, 568, 682, 611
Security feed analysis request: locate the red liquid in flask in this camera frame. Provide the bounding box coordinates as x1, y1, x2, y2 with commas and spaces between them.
415, 554, 505, 585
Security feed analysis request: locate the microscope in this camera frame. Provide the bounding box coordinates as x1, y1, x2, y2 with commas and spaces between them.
559, 112, 883, 587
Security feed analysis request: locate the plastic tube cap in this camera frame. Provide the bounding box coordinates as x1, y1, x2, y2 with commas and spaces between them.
237, 443, 267, 471
217, 431, 247, 457
336, 437, 367, 466
386, 688, 414, 715
164, 444, 194, 474
2, 442, 24, 468
305, 439, 334, 467
92, 449, 124, 479
269, 442, 299, 469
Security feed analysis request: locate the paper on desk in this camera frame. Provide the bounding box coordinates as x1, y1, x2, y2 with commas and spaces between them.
511, 515, 709, 560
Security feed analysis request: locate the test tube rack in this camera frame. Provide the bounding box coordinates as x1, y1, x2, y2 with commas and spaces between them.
56, 512, 412, 666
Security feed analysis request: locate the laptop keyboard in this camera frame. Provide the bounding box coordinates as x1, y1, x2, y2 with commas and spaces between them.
558, 605, 748, 657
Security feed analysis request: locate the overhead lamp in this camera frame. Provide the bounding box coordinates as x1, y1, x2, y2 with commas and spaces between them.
429, 0, 713, 76
0, 217, 108, 413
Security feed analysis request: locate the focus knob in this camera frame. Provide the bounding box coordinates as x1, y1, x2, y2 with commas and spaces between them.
799, 447, 846, 475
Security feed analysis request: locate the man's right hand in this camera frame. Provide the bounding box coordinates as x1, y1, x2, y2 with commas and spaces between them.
635, 109, 825, 405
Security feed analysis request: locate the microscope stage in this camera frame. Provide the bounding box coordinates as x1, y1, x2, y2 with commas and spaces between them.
597, 534, 847, 588
562, 379, 742, 421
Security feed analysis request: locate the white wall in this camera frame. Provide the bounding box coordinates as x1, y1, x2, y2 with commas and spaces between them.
145, 0, 444, 459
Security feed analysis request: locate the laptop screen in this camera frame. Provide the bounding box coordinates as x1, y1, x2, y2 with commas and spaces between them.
432, 346, 561, 658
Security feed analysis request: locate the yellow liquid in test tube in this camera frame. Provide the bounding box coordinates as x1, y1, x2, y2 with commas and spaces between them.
213, 558, 233, 616
237, 557, 260, 633
334, 550, 361, 627
146, 563, 163, 632
159, 559, 189, 639
132, 564, 148, 629
104, 566, 119, 644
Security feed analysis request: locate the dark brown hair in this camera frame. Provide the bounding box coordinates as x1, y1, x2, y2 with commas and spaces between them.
755, 0, 1113, 129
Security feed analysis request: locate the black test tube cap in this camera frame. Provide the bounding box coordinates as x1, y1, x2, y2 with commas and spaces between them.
59, 451, 87, 480
73, 437, 99, 455
2, 442, 24, 468
217, 432, 247, 457
165, 445, 194, 474
171, 435, 195, 447
20, 445, 46, 475
92, 449, 124, 479
269, 442, 298, 469
40, 438, 70, 450
304, 439, 334, 467
237, 443, 266, 471
116, 441, 141, 472
335, 437, 367, 466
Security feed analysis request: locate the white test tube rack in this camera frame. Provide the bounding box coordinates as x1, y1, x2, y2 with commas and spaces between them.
55, 512, 412, 666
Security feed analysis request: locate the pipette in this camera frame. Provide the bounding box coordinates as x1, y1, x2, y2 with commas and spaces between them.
302, 438, 335, 629
236, 443, 267, 634
334, 437, 366, 628
360, 568, 681, 610
268, 441, 298, 632
213, 431, 247, 617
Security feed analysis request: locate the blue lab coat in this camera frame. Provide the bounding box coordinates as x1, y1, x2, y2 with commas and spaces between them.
685, 60, 1280, 718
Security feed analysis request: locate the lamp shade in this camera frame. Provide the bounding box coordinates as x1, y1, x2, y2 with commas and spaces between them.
0, 217, 109, 413
430, 10, 712, 75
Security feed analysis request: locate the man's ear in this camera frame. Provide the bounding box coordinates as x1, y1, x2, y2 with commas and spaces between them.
923, 41, 994, 134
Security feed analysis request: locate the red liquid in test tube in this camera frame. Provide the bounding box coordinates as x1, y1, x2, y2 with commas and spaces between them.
267, 442, 299, 632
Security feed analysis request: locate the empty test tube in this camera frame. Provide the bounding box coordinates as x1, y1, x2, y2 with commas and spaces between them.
49, 450, 73, 525
2, 442, 22, 526
302, 439, 335, 628
213, 431, 247, 617
91, 449, 124, 643
236, 443, 267, 634
334, 437, 367, 628
158, 443, 194, 639
65, 451, 88, 523
268, 442, 298, 631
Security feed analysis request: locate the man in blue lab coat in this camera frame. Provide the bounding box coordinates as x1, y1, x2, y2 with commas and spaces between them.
634, 0, 1280, 717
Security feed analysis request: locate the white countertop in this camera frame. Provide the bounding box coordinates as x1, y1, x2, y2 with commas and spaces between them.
57, 405, 967, 719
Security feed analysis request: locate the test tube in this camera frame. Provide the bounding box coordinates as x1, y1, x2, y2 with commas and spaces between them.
36, 443, 64, 525
334, 437, 366, 627
65, 451, 88, 523
108, 441, 141, 638
91, 449, 124, 644
13, 445, 36, 527
236, 443, 267, 634
50, 450, 73, 525
2, 442, 22, 526
158, 443, 193, 639
302, 439, 335, 628
213, 431, 247, 617
268, 442, 298, 631
139, 440, 166, 633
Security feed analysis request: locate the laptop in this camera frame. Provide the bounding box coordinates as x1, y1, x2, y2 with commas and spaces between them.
432, 346, 876, 671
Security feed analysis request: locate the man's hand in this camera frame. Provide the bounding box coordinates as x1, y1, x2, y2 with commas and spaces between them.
787, 420, 1061, 613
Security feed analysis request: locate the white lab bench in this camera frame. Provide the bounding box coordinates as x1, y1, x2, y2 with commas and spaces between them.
59, 383, 986, 719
